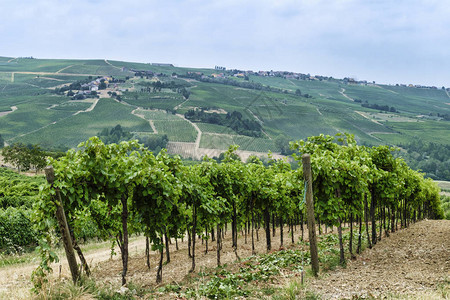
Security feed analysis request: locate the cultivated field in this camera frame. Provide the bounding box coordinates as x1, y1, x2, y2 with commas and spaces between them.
1, 56, 449, 158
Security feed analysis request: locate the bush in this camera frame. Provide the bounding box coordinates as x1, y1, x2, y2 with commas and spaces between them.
0, 207, 37, 252
441, 195, 450, 220
0, 168, 43, 209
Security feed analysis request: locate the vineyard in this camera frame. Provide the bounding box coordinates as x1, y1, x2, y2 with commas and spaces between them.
23, 132, 444, 298
1, 57, 450, 175
0, 168, 44, 253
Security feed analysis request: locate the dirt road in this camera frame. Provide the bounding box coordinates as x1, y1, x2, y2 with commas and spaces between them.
0, 237, 147, 299
308, 219, 449, 299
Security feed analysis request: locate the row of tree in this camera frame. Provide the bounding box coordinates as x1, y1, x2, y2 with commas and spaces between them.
400, 140, 450, 180
98, 124, 169, 153
359, 101, 397, 113
1, 144, 48, 173
184, 109, 263, 137
34, 134, 443, 288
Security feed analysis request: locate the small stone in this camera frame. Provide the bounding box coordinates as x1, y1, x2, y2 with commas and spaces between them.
116, 286, 129, 295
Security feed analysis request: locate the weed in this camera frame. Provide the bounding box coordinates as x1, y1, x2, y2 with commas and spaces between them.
34, 277, 95, 300
284, 280, 302, 300
272, 281, 321, 300
158, 283, 181, 293
437, 277, 449, 299
261, 286, 277, 296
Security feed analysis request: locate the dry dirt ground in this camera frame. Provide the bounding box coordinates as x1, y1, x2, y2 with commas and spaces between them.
308, 219, 449, 299
93, 227, 292, 289
0, 225, 295, 299
1, 221, 448, 299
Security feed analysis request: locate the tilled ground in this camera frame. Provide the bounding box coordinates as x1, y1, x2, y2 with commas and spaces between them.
308, 220, 450, 299
2, 221, 448, 299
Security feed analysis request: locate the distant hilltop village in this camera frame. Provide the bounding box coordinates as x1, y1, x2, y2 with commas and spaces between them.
21, 56, 445, 91
201, 65, 449, 92
140, 63, 444, 91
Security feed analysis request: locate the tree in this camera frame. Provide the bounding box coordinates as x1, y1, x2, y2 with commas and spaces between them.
99, 79, 107, 90
275, 135, 294, 155
29, 144, 47, 173
0, 134, 4, 148
180, 87, 190, 99
97, 125, 133, 144
73, 93, 85, 100
2, 143, 30, 172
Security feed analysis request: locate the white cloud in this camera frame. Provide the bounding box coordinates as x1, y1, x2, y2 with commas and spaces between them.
0, 0, 448, 86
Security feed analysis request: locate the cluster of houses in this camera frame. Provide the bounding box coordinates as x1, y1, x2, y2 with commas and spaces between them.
207, 68, 448, 90
93, 63, 449, 93
80, 76, 114, 92
70, 76, 125, 100
207, 69, 334, 82
403, 84, 449, 91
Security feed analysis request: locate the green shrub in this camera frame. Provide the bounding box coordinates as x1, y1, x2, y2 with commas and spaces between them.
441, 195, 450, 220
0, 207, 37, 252
0, 168, 43, 209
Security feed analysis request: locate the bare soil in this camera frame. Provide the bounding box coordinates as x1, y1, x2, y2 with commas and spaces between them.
93, 227, 287, 289
308, 220, 450, 299
1, 221, 448, 299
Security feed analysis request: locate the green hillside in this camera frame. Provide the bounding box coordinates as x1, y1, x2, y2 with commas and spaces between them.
1, 56, 449, 164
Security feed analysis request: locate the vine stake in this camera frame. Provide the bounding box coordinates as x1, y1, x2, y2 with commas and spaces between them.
44, 166, 79, 284
302, 154, 319, 277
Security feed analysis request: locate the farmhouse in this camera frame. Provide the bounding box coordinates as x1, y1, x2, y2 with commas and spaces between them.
152, 63, 174, 67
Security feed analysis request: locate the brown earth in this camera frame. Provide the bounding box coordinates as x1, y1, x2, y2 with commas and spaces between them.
1, 221, 448, 299
92, 227, 290, 289
308, 219, 449, 299
92, 220, 450, 299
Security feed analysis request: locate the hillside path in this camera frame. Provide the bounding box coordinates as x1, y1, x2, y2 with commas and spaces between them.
176, 113, 202, 151
55, 65, 74, 73
308, 220, 450, 299
339, 88, 354, 102
73, 98, 99, 115
104, 59, 122, 70
0, 71, 102, 77
131, 108, 158, 134
355, 110, 383, 126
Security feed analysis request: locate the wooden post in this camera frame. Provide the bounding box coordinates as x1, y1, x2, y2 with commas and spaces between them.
302, 154, 319, 277
45, 166, 79, 284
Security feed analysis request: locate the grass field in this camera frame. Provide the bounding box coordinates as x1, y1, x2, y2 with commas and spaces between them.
200, 133, 277, 152
107, 60, 216, 77
12, 98, 153, 148
372, 120, 450, 145
12, 73, 89, 88
122, 91, 185, 110
436, 181, 450, 192
343, 84, 450, 115
133, 109, 197, 142
0, 94, 78, 140
382, 85, 450, 102
0, 58, 128, 76
196, 123, 236, 135
153, 119, 197, 142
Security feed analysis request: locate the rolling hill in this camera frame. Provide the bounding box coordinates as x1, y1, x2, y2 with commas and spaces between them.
0, 56, 449, 161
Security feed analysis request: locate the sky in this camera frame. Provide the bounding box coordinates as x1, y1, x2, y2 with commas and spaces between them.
1, 0, 449, 87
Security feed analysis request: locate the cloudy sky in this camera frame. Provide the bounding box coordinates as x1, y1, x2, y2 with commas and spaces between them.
1, 0, 449, 87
